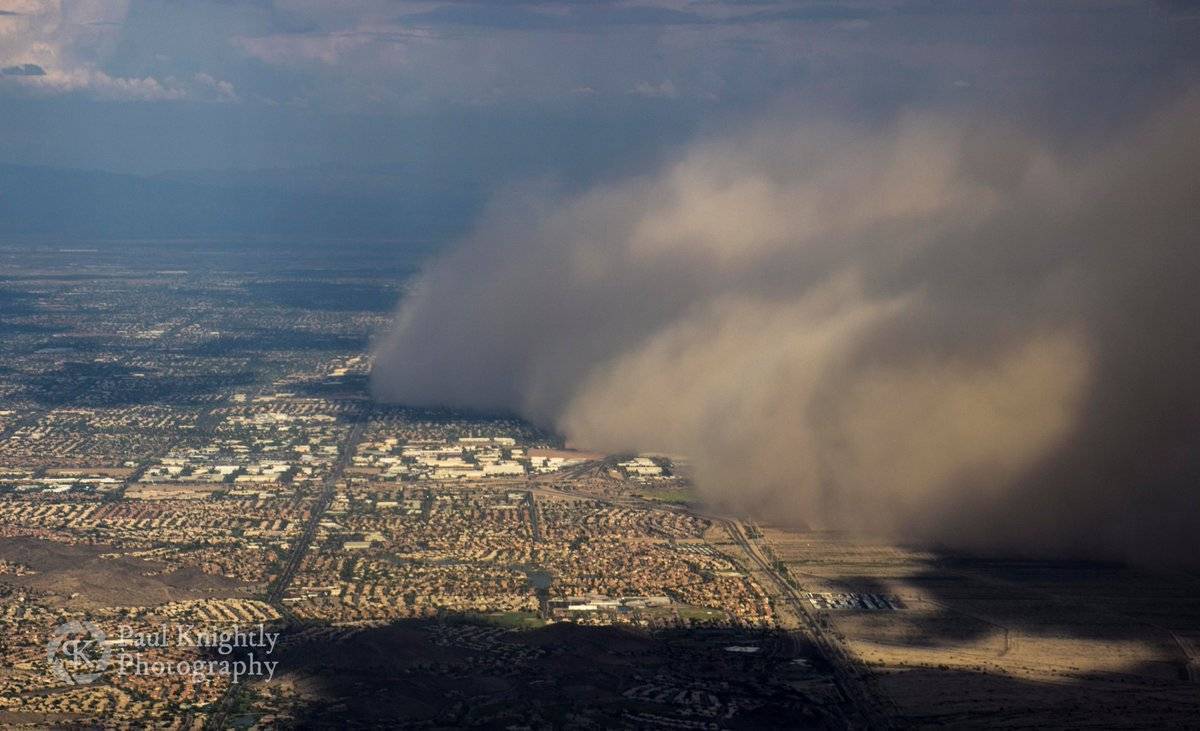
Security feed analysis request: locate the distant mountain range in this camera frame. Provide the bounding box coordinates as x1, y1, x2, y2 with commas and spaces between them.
0, 163, 484, 241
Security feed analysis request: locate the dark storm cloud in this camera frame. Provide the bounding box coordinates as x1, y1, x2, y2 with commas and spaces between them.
2, 63, 45, 76
373, 88, 1200, 567
737, 4, 878, 22
3, 0, 1198, 175
397, 3, 710, 30
398, 1, 877, 29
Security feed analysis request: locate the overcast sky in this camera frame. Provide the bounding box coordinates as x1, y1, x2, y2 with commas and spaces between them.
1, 0, 1197, 178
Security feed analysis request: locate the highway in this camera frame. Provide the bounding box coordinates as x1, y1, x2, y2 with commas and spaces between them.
226, 452, 892, 728
266, 420, 365, 606
719, 517, 895, 729
207, 418, 364, 730
533, 464, 894, 727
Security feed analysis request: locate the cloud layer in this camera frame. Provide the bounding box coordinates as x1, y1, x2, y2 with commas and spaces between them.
373, 89, 1200, 566
2, 1, 1196, 176
0, 0, 235, 100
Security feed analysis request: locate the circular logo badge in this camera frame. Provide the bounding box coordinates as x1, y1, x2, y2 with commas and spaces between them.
47, 620, 111, 685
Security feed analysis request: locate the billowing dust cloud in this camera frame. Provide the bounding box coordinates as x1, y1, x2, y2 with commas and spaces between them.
372, 91, 1200, 566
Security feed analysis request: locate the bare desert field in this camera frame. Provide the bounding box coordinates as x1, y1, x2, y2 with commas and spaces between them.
760, 527, 1200, 727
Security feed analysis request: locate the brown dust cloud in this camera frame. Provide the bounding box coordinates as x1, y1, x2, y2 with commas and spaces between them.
372, 90, 1200, 566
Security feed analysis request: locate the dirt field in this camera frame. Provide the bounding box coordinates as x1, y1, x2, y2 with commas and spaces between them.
0, 536, 251, 608
760, 527, 1200, 727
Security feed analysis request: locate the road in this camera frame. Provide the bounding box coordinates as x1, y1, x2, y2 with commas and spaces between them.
719, 517, 895, 729
525, 490, 541, 543
534, 467, 894, 728
207, 418, 364, 730
266, 420, 365, 606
